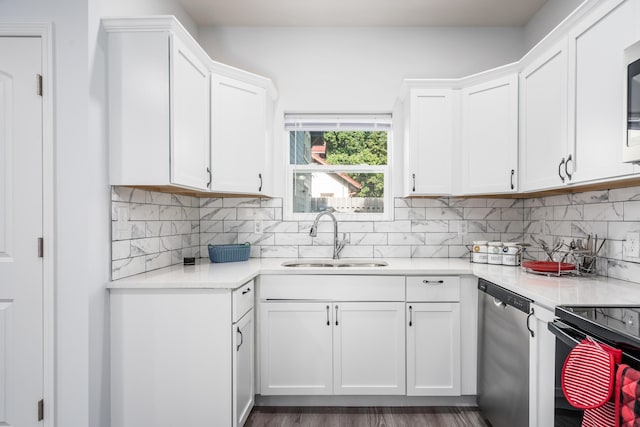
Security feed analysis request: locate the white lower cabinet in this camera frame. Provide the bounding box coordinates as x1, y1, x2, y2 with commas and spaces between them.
234, 309, 254, 427
407, 303, 461, 396
258, 274, 474, 400
110, 280, 255, 427
333, 302, 405, 395
259, 302, 333, 395
259, 300, 405, 396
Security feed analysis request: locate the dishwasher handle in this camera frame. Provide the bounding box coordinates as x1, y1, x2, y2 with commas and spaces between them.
526, 308, 535, 338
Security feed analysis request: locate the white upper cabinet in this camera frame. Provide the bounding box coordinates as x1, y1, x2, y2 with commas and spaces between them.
105, 17, 211, 191
171, 36, 211, 190
403, 87, 455, 196
104, 16, 277, 195
520, 40, 571, 192
568, 0, 639, 183
460, 73, 519, 194
210, 74, 268, 195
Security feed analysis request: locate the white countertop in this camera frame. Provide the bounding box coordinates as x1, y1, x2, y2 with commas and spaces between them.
108, 258, 640, 310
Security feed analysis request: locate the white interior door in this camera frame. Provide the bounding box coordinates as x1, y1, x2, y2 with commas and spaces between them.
0, 37, 44, 426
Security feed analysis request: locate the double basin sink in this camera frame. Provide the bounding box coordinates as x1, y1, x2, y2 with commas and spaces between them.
282, 260, 389, 268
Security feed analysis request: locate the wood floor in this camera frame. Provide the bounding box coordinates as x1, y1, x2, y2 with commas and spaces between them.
244, 407, 491, 427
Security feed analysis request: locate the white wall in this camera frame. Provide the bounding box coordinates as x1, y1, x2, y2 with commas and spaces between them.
199, 26, 524, 112
0, 1, 89, 426
198, 26, 525, 198
524, 0, 585, 49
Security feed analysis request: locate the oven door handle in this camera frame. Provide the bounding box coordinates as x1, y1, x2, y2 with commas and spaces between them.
548, 320, 583, 349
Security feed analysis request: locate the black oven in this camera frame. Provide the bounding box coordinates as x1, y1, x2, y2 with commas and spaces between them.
548, 306, 640, 426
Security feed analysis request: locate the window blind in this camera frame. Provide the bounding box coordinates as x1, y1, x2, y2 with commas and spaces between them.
284, 113, 392, 131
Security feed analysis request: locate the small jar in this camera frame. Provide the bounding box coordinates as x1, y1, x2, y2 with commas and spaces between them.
502, 242, 521, 266
488, 242, 503, 265
472, 241, 488, 264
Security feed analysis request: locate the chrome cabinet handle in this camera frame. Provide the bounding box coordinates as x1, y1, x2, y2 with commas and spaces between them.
335, 305, 339, 326
565, 154, 573, 180
422, 279, 444, 284
526, 307, 535, 338
236, 326, 243, 351
242, 287, 251, 295
326, 305, 330, 326
558, 158, 566, 183
258, 173, 263, 192
409, 305, 413, 327
510, 169, 515, 190
412, 173, 416, 192
206, 167, 212, 188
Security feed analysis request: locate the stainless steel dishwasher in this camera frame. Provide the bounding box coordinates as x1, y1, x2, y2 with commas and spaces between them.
478, 278, 534, 427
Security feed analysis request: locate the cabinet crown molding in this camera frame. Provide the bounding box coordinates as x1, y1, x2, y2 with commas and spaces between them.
101, 16, 278, 99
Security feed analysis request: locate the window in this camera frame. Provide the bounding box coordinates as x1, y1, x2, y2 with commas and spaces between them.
285, 114, 391, 220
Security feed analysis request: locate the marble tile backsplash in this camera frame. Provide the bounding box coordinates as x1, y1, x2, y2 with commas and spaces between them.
200, 196, 526, 261
111, 185, 640, 285
111, 187, 200, 280
111, 186, 524, 279
522, 188, 640, 283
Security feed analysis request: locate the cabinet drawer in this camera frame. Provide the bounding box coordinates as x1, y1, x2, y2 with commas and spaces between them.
233, 280, 255, 322
406, 276, 460, 302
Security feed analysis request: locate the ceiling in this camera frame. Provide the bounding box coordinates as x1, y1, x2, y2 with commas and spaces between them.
178, 0, 549, 27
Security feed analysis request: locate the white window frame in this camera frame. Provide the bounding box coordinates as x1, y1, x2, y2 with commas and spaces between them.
284, 114, 393, 221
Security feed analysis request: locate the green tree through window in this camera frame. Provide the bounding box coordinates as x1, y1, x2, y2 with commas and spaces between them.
323, 131, 387, 197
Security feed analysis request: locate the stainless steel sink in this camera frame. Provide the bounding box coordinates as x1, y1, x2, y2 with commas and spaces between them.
281, 260, 388, 268
281, 262, 336, 268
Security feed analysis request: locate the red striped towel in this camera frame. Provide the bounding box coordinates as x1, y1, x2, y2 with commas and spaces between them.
615, 364, 640, 427
562, 338, 619, 410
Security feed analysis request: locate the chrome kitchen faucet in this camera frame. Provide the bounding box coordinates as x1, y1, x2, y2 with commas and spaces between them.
309, 208, 347, 259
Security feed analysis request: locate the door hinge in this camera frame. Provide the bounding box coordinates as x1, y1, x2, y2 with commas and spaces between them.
37, 74, 43, 97
38, 237, 43, 258
37, 399, 44, 421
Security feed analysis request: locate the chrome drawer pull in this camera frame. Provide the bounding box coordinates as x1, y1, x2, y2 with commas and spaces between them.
422, 280, 444, 284
242, 287, 251, 295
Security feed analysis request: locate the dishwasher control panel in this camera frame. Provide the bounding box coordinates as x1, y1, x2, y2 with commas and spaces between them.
478, 278, 532, 314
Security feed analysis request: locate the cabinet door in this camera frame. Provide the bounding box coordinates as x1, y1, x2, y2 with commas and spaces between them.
333, 302, 405, 395
461, 74, 518, 194
529, 304, 555, 427
170, 35, 211, 191
233, 310, 254, 427
260, 302, 332, 395
406, 88, 454, 195
211, 74, 266, 194
520, 40, 570, 191
569, 0, 638, 183
406, 302, 461, 396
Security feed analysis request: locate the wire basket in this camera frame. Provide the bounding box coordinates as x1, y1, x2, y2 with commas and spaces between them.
207, 243, 251, 263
